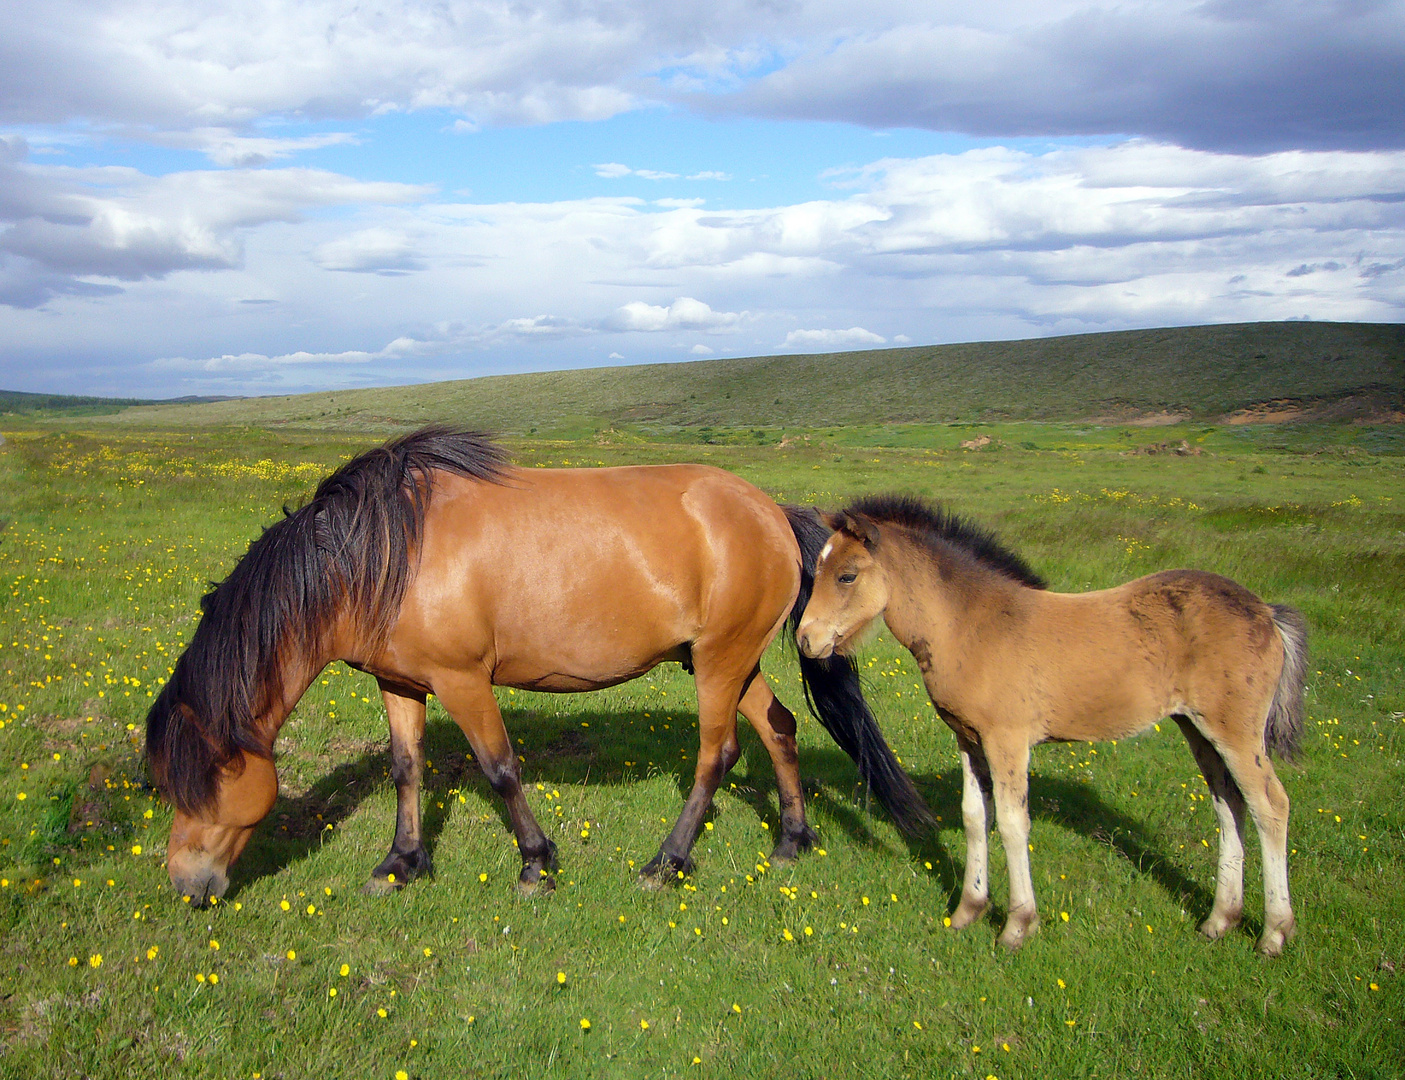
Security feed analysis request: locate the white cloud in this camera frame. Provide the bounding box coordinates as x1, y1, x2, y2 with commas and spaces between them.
4, 139, 1404, 395
689, 343, 713, 355
159, 127, 360, 168
0, 137, 429, 300
603, 297, 746, 332
594, 163, 680, 180
783, 327, 886, 349
311, 228, 426, 274
2, 2, 1398, 153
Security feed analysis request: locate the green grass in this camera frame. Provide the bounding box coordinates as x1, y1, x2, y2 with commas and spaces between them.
32, 320, 1402, 436
1, 422, 1402, 1078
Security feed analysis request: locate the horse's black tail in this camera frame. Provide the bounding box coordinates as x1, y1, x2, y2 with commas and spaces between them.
1266, 603, 1308, 761
783, 505, 937, 837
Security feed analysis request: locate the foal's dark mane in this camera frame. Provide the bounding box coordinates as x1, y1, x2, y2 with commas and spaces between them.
146, 428, 509, 815
846, 494, 1047, 589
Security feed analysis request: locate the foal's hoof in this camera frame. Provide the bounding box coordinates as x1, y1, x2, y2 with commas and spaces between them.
998, 910, 1040, 952
1198, 908, 1242, 941
948, 897, 988, 931
1256, 915, 1297, 957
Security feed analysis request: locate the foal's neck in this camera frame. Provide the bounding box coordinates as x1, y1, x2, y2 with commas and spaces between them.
878, 530, 1028, 665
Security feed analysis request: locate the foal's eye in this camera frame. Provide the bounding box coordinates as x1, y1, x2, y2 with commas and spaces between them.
837, 572, 857, 585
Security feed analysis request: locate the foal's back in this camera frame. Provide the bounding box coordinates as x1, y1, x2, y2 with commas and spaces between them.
1018, 569, 1285, 743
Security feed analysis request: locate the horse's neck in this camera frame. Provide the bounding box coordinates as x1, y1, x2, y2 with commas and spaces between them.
260, 651, 330, 744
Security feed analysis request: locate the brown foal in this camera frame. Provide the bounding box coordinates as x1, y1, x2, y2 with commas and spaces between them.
796, 495, 1306, 956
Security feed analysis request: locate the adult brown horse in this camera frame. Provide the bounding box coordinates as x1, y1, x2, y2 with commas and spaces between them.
145, 429, 931, 906
795, 495, 1306, 956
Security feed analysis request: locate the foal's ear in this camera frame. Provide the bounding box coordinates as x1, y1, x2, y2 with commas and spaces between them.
833, 511, 880, 548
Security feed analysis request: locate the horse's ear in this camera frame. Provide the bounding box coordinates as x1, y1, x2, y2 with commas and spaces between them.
312, 509, 336, 553
818, 509, 845, 532
834, 511, 879, 548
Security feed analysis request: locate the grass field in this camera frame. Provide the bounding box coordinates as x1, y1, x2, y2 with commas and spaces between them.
1, 421, 1402, 1078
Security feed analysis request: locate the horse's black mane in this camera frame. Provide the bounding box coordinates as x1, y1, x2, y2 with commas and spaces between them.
146, 427, 509, 815
845, 494, 1047, 590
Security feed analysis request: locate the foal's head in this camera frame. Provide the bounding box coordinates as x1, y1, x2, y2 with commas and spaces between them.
796, 511, 891, 660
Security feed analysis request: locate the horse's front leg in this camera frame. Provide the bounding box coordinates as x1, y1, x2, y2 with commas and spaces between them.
641, 664, 744, 886
436, 674, 557, 894
987, 736, 1039, 950
365, 681, 433, 893
950, 734, 993, 930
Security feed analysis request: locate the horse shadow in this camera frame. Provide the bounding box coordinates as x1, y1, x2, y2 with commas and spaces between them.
227, 704, 1215, 927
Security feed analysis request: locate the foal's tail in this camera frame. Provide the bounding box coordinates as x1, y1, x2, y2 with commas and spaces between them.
1265, 603, 1309, 761
782, 505, 937, 837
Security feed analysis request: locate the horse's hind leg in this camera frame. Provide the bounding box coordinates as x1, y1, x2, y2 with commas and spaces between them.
366, 681, 433, 893
1173, 715, 1248, 940
434, 674, 558, 894
641, 664, 746, 885
737, 667, 817, 862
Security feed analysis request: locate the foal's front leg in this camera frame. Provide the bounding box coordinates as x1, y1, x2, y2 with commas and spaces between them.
986, 736, 1039, 950
366, 681, 433, 892
950, 734, 993, 930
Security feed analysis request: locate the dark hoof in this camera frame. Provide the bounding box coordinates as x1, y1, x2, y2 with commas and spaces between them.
367, 846, 432, 893
639, 851, 694, 888
518, 869, 557, 896
769, 824, 820, 863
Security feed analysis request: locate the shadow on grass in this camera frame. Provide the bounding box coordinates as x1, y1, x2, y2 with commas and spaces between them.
227, 704, 1213, 926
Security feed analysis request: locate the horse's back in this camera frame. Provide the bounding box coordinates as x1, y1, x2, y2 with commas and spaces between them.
385, 464, 799, 689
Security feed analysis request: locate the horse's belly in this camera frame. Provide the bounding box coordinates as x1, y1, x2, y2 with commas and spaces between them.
492, 642, 688, 692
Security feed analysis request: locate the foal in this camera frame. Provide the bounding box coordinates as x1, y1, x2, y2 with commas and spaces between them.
796, 495, 1306, 956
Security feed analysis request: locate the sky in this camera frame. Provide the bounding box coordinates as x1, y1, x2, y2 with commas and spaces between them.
1, 1, 1403, 398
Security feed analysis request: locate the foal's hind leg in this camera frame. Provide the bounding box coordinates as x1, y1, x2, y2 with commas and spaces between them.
737, 667, 817, 862
366, 681, 434, 893
1173, 715, 1248, 940
434, 674, 558, 894
1196, 719, 1295, 956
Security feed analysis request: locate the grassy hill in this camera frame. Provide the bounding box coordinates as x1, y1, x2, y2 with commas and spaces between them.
58, 321, 1405, 432
0, 390, 236, 418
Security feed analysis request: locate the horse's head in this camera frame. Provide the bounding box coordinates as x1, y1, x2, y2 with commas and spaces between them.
796, 510, 891, 660
147, 684, 280, 907
165, 750, 277, 906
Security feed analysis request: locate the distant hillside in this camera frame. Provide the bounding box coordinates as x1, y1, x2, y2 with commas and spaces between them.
0, 390, 237, 417
83, 321, 1405, 432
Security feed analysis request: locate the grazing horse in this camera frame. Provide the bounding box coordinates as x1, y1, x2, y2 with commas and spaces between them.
145, 429, 931, 906
795, 495, 1306, 956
